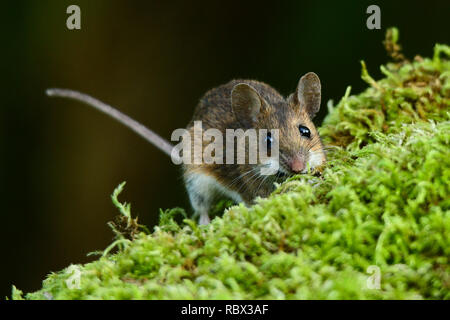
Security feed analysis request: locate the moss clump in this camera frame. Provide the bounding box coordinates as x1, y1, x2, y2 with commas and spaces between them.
320, 30, 449, 150
18, 29, 450, 300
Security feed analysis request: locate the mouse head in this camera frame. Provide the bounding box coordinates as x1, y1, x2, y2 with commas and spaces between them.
231, 72, 326, 176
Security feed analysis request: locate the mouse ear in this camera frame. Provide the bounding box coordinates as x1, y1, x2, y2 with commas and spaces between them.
296, 72, 321, 118
231, 83, 263, 122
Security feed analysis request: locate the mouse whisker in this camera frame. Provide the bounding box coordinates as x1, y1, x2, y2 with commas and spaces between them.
233, 168, 261, 195
255, 173, 272, 197
227, 167, 260, 189
242, 167, 268, 196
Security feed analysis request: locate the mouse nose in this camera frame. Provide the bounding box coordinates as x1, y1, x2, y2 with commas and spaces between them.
290, 158, 305, 173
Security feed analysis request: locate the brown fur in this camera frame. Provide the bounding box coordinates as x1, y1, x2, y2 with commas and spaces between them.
184, 77, 325, 206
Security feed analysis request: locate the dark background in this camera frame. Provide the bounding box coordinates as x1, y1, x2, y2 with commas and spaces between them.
0, 0, 448, 298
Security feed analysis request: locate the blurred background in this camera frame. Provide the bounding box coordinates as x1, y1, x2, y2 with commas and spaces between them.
0, 0, 448, 298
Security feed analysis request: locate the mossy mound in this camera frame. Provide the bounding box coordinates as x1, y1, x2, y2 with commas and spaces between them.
15, 30, 449, 300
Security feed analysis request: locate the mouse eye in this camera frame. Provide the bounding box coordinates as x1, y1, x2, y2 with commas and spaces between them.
299, 125, 311, 138
265, 132, 273, 149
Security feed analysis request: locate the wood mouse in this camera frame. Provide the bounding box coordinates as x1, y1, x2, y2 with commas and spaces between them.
47, 72, 326, 225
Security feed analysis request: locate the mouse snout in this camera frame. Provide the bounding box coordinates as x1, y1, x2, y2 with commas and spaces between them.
289, 155, 306, 173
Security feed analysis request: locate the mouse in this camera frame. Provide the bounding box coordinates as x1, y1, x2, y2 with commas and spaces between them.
47, 72, 326, 225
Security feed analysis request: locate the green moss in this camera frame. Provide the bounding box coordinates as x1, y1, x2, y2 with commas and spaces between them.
18, 29, 450, 300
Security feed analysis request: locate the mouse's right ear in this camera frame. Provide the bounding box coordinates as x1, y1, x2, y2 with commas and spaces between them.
296, 72, 321, 119
231, 83, 264, 123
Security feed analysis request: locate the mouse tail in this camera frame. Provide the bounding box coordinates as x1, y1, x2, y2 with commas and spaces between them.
46, 88, 178, 161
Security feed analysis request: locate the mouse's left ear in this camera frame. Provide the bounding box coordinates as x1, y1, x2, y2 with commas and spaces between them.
296, 72, 321, 119
231, 83, 264, 123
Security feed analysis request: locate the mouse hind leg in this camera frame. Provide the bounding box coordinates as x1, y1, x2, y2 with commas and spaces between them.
184, 169, 245, 225
185, 169, 246, 225
184, 171, 218, 225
